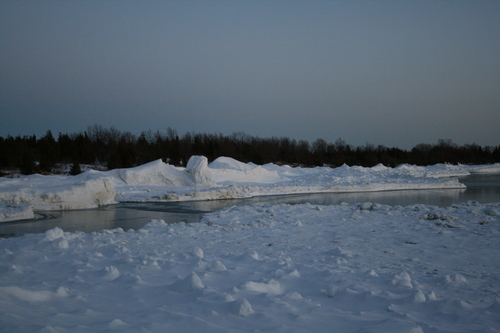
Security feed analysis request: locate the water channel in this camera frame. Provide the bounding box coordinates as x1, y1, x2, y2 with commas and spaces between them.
1, 173, 499, 238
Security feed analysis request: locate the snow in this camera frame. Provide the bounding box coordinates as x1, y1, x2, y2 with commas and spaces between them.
2, 156, 490, 223
113, 159, 193, 187
0, 203, 34, 222
469, 164, 500, 174
1, 157, 500, 331
0, 174, 116, 221
1, 201, 499, 332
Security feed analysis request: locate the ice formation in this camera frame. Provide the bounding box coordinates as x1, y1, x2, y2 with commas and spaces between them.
3, 156, 495, 223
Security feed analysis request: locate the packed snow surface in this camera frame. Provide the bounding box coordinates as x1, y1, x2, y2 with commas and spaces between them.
1, 201, 499, 332
3, 156, 496, 223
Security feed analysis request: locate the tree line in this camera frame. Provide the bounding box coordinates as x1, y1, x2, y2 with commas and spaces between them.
0, 125, 498, 175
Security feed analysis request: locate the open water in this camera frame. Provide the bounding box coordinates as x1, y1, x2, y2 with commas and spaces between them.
1, 173, 499, 238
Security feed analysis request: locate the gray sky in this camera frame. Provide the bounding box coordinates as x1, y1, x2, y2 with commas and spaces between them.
1, 0, 499, 149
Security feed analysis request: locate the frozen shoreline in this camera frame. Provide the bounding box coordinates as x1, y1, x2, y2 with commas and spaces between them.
1, 156, 499, 223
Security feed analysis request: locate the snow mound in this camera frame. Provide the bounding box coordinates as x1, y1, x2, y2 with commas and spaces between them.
184, 156, 215, 186
208, 161, 281, 185
229, 298, 254, 317
44, 227, 65, 241
391, 271, 413, 288
116, 159, 193, 186
371, 163, 389, 172
192, 246, 204, 258
168, 272, 205, 292
209, 156, 255, 171
209, 259, 227, 272
102, 266, 121, 281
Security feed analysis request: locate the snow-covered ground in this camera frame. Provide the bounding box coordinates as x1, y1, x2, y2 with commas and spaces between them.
3, 155, 496, 223
1, 157, 500, 332
1, 201, 499, 332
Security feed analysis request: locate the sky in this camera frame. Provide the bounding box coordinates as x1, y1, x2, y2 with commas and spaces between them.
1, 0, 499, 149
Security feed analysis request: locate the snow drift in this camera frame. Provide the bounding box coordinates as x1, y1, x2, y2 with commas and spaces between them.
0, 175, 116, 221
1, 156, 498, 222
115, 159, 192, 186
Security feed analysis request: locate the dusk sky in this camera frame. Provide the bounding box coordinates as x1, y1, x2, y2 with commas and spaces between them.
1, 1, 499, 149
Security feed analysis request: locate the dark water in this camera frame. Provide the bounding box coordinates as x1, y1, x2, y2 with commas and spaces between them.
1, 173, 499, 238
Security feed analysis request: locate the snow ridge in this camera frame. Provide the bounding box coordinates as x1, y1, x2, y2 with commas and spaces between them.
2, 157, 499, 222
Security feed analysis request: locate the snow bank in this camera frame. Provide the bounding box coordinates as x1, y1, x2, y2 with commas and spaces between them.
0, 175, 116, 214
209, 156, 256, 171
114, 159, 193, 186
394, 163, 471, 178
5, 157, 499, 222
468, 163, 500, 174
0, 203, 34, 222
1, 201, 499, 331
111, 158, 469, 203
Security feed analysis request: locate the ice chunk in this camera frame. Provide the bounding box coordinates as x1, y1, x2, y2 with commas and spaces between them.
168, 272, 205, 292
445, 274, 468, 284
242, 279, 284, 295
209, 259, 227, 272
102, 266, 120, 281
391, 272, 413, 288
45, 227, 65, 241
55, 238, 69, 249
413, 291, 426, 303
230, 298, 254, 317
192, 246, 204, 259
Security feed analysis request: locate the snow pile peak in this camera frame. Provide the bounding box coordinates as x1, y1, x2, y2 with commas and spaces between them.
44, 227, 64, 241
207, 157, 281, 184
115, 159, 193, 186
209, 156, 255, 171
230, 298, 254, 317
184, 156, 215, 187
168, 272, 205, 292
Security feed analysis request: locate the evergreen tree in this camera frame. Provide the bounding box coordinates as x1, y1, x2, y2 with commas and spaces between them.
20, 149, 36, 175
38, 130, 59, 172
69, 162, 82, 175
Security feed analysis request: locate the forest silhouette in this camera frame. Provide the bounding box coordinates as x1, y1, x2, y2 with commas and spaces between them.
1, 125, 498, 175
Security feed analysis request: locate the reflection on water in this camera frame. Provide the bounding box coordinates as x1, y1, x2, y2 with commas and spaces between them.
0, 204, 204, 238
1, 173, 499, 238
